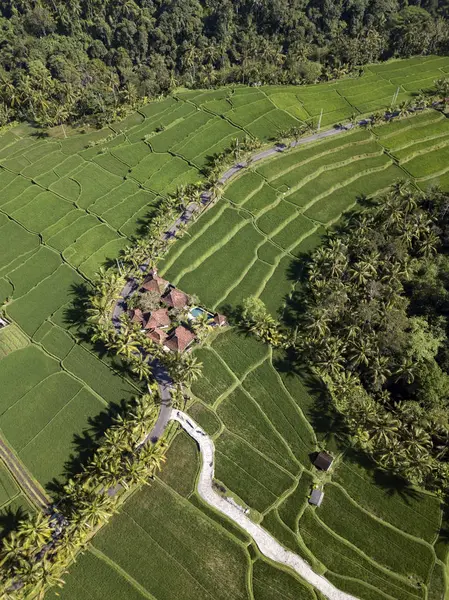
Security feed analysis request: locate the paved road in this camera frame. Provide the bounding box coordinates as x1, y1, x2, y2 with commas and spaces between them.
112, 123, 359, 443
0, 439, 50, 511
172, 409, 358, 600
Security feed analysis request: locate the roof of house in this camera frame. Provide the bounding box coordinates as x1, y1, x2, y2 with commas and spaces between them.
141, 273, 169, 295
214, 313, 227, 326
129, 308, 146, 325
165, 325, 196, 352
147, 328, 168, 345
313, 451, 334, 471
145, 308, 171, 330
162, 288, 189, 309
309, 488, 324, 507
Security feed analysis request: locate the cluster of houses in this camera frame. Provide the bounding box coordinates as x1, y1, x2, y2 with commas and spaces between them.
129, 269, 226, 353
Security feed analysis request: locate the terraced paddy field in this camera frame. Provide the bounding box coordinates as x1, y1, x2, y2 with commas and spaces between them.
0, 54, 448, 600
0, 461, 34, 540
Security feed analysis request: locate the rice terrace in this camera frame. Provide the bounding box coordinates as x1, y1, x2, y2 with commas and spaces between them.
1, 51, 449, 600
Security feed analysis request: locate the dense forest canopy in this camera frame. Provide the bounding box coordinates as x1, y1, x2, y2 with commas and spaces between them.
0, 0, 448, 125
299, 183, 449, 493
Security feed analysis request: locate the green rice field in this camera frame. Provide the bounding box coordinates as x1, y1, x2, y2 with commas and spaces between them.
0, 55, 448, 600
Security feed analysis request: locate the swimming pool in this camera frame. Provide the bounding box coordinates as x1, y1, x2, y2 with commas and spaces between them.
189, 306, 213, 320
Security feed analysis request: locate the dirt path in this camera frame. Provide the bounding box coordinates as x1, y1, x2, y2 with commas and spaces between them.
0, 439, 50, 511
171, 409, 358, 600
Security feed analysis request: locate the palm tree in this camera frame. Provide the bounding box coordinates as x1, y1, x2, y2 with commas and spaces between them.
17, 513, 52, 548
77, 494, 115, 529
129, 354, 152, 381
178, 354, 203, 385
368, 412, 400, 447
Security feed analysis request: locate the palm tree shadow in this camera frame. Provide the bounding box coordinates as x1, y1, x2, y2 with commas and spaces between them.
343, 446, 423, 503
45, 399, 129, 497
63, 282, 91, 329
0, 505, 29, 540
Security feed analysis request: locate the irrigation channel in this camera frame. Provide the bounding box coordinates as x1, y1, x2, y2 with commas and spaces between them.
171, 409, 358, 600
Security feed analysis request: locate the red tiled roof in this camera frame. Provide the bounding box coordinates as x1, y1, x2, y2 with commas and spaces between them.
214, 313, 227, 326
145, 308, 171, 330
147, 328, 168, 344
141, 274, 168, 295
130, 308, 146, 325
162, 288, 189, 309
141, 279, 160, 293
165, 325, 196, 352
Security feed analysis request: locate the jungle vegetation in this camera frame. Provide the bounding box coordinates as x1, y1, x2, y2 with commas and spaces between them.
0, 0, 449, 126
299, 182, 449, 493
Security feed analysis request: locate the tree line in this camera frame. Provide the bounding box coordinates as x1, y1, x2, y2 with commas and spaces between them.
299, 182, 449, 493
0, 0, 448, 126
0, 392, 167, 598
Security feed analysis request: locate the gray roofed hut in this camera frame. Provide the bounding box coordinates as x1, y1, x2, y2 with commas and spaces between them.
309, 488, 324, 507
313, 451, 334, 471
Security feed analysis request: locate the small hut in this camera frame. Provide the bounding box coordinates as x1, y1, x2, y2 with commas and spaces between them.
313, 451, 334, 471
309, 488, 324, 507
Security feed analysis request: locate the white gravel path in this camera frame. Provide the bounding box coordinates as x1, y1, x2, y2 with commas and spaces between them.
171, 409, 358, 600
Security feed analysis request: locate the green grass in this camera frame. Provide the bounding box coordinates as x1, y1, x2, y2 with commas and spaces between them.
7, 246, 62, 298
7, 265, 83, 335
277, 470, 315, 531
18, 387, 105, 488
212, 330, 269, 380
40, 325, 75, 360
242, 360, 316, 466
0, 345, 59, 415
224, 172, 265, 205
191, 347, 237, 405
93, 479, 250, 600
187, 402, 222, 436
158, 431, 199, 497
252, 559, 317, 600
300, 507, 423, 600
0, 463, 19, 507
0, 221, 40, 272
62, 344, 137, 405
215, 430, 295, 513
0, 372, 82, 452
217, 387, 300, 475
224, 259, 274, 307
0, 323, 29, 359
178, 223, 265, 309
319, 484, 434, 582
333, 453, 441, 543
46, 548, 150, 600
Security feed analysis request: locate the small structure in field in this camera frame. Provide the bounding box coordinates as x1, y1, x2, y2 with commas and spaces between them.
0, 317, 10, 329
309, 488, 324, 507
165, 325, 196, 352
313, 451, 334, 471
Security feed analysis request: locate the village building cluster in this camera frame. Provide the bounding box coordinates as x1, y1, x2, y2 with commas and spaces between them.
129, 269, 226, 352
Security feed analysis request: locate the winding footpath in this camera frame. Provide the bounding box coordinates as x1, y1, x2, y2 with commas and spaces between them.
114, 122, 357, 443
171, 409, 357, 600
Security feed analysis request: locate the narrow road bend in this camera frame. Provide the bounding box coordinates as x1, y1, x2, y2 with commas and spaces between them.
171, 409, 358, 600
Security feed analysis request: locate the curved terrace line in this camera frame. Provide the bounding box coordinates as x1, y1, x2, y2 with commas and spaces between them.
171, 409, 358, 600
109, 113, 431, 598
113, 122, 361, 443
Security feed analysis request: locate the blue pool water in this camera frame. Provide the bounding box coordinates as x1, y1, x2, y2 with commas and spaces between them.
190, 306, 213, 319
